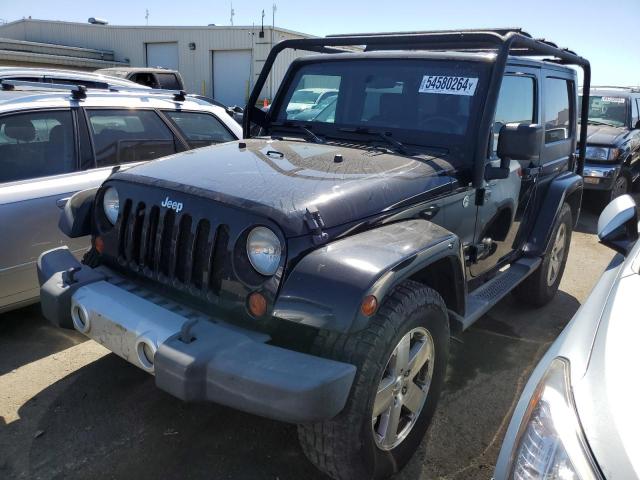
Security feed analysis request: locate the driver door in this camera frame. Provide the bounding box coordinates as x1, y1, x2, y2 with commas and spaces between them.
470, 69, 541, 277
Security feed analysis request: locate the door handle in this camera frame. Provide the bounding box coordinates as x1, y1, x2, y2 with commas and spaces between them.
420, 204, 440, 220
56, 197, 70, 209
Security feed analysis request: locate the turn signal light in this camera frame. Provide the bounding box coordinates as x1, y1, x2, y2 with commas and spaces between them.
361, 295, 378, 317
94, 236, 105, 254
248, 292, 267, 317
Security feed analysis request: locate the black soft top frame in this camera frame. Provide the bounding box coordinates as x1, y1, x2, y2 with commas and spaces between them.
244, 28, 591, 185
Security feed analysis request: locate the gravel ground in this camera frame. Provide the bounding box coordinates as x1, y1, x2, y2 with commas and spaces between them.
0, 203, 617, 480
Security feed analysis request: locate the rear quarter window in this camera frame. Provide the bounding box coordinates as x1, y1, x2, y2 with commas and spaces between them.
164, 111, 236, 148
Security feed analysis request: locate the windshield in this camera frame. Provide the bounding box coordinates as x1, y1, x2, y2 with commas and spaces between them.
579, 95, 628, 127
274, 58, 489, 153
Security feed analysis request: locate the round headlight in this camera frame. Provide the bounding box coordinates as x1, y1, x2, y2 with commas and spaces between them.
102, 187, 120, 225
246, 227, 282, 276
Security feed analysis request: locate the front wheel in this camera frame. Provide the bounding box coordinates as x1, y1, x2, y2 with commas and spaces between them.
298, 280, 449, 480
513, 203, 572, 307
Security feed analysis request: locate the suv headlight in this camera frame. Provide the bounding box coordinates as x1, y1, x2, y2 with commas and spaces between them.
508, 358, 601, 480
246, 227, 282, 276
585, 146, 620, 162
102, 187, 120, 225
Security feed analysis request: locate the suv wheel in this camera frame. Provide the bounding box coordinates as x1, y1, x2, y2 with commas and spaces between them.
513, 203, 572, 307
609, 175, 629, 202
297, 280, 449, 480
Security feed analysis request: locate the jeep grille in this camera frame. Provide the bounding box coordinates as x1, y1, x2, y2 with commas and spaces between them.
117, 198, 228, 296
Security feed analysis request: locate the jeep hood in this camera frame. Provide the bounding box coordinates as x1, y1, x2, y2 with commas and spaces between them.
583, 124, 628, 146
113, 138, 454, 237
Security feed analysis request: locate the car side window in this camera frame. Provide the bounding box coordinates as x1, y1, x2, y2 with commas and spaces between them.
86, 109, 179, 167
544, 78, 572, 144
164, 111, 236, 148
0, 110, 75, 183
492, 75, 535, 154
156, 73, 181, 90
632, 97, 639, 128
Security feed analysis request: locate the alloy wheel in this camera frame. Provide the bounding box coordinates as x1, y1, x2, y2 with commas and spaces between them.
372, 327, 435, 451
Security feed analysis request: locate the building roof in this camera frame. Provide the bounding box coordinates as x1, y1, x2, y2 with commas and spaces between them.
0, 18, 313, 39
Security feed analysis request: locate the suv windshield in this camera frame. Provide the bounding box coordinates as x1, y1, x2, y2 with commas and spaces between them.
274, 58, 489, 154
579, 95, 628, 128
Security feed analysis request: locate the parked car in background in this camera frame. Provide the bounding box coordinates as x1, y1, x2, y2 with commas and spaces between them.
494, 194, 640, 480
0, 80, 241, 313
0, 66, 147, 89
284, 87, 337, 115
579, 86, 640, 205
96, 67, 185, 90
288, 94, 336, 122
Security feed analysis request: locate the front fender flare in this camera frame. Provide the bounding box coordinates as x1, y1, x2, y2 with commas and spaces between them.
273, 219, 463, 334
59, 187, 98, 238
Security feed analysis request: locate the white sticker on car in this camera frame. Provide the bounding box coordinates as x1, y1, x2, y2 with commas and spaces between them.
419, 75, 478, 96
601, 96, 625, 104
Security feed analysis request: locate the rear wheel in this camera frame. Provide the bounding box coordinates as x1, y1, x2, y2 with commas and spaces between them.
513, 203, 572, 307
297, 280, 449, 480
608, 174, 629, 203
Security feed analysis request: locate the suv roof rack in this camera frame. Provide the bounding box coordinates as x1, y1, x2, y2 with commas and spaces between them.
589, 85, 640, 92
0, 79, 188, 102
1, 79, 90, 99
246, 28, 591, 184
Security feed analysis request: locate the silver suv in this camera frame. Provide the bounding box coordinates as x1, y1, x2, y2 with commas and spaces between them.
0, 82, 242, 312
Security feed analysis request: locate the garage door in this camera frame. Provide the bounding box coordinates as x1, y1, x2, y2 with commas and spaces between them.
146, 42, 179, 71
212, 50, 252, 107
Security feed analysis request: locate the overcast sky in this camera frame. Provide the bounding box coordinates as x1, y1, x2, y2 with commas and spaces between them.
1, 0, 638, 85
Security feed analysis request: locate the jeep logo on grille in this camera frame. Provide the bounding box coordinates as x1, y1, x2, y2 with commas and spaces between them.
161, 196, 183, 213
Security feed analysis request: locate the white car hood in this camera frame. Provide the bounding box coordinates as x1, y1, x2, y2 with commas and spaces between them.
573, 247, 640, 479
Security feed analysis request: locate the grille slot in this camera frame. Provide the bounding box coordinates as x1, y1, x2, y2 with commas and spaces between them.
117, 201, 229, 297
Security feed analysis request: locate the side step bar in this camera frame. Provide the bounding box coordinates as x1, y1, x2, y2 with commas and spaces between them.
451, 256, 542, 331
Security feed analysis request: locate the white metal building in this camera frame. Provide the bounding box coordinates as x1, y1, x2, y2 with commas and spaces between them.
0, 19, 313, 106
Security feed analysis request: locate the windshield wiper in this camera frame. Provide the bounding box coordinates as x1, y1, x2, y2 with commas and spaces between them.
271, 122, 325, 144
338, 127, 409, 155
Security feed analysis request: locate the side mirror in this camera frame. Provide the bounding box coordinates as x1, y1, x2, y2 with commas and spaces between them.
497, 123, 543, 162
598, 194, 639, 255
486, 123, 543, 181
634, 120, 640, 130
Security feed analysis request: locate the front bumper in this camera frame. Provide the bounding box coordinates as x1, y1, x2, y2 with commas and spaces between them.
582, 163, 620, 191
38, 247, 356, 423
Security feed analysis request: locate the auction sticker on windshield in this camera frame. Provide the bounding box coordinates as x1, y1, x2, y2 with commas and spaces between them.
602, 97, 625, 104
419, 75, 478, 96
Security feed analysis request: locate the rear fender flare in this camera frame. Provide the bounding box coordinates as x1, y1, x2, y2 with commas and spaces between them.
273, 219, 464, 334
525, 172, 582, 256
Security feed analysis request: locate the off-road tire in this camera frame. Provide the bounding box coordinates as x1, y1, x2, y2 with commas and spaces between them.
513, 203, 572, 307
297, 280, 449, 480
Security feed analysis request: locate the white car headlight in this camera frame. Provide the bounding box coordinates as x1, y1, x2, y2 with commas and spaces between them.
246, 227, 282, 276
585, 146, 620, 162
508, 358, 601, 480
102, 187, 120, 225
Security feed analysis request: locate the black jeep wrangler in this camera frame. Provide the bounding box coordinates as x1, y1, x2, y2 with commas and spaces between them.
579, 86, 640, 205
37, 29, 591, 480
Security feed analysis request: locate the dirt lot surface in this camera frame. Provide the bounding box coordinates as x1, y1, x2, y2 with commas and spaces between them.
0, 204, 617, 480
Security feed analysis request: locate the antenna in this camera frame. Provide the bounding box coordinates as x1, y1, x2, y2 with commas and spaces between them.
230, 2, 235, 26
145, 9, 149, 26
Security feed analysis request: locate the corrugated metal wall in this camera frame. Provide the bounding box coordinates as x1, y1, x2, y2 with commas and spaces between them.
0, 20, 312, 104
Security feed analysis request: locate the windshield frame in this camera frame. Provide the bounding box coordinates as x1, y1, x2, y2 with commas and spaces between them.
579, 94, 630, 128
267, 56, 492, 160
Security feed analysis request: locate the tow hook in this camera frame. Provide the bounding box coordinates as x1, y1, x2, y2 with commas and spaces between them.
179, 318, 198, 344
62, 266, 81, 285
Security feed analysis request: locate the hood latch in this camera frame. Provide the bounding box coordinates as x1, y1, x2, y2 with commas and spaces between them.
304, 206, 329, 245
